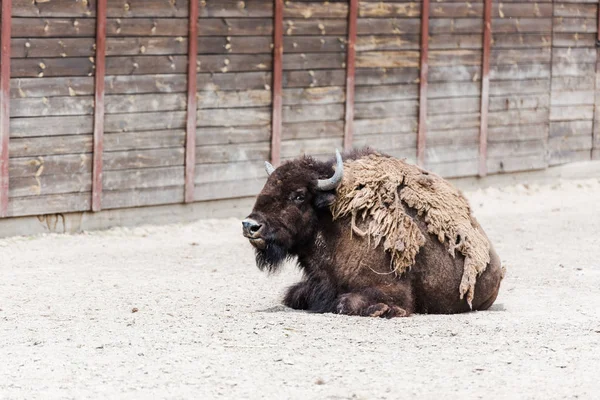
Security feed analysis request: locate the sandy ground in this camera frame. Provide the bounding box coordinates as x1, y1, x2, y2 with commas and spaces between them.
1, 178, 600, 399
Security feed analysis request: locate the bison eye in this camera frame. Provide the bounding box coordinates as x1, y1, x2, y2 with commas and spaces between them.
291, 192, 305, 203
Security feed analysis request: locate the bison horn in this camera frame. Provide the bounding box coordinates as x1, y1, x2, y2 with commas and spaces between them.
265, 161, 276, 176
317, 149, 344, 191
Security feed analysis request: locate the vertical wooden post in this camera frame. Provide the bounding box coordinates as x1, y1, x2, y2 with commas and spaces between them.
478, 0, 492, 177
417, 0, 429, 167
0, 0, 12, 218
271, 0, 284, 166
185, 0, 199, 203
343, 0, 358, 152
593, 2, 600, 160
92, 0, 107, 212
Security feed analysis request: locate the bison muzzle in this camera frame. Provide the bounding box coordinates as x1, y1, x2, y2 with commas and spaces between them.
242, 148, 504, 318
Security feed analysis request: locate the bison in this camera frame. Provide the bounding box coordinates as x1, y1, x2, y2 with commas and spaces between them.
242, 148, 504, 318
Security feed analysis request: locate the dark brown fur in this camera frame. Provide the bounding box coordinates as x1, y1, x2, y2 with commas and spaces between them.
244, 148, 503, 318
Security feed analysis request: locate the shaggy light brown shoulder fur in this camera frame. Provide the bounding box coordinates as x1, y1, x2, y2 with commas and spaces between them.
331, 153, 491, 307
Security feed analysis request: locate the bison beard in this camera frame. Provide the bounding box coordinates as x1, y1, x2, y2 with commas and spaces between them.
254, 242, 289, 273
243, 148, 505, 318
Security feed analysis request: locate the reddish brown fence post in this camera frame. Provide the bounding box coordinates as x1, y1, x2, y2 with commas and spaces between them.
0, 0, 12, 218
417, 0, 429, 167
92, 0, 107, 212
343, 0, 358, 152
271, 0, 284, 166
185, 0, 199, 203
594, 3, 600, 160
478, 0, 492, 177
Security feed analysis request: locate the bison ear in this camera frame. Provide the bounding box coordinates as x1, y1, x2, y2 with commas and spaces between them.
313, 191, 336, 209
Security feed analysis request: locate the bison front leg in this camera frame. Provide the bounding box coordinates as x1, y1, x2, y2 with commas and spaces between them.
335, 286, 414, 319
283, 279, 338, 313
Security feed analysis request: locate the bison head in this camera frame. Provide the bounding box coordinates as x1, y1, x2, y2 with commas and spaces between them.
242, 150, 344, 272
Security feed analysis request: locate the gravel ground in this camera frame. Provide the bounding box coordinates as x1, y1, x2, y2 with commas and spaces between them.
1, 178, 600, 399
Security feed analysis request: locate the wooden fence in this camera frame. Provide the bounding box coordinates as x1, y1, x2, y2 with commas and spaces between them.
0, 0, 598, 220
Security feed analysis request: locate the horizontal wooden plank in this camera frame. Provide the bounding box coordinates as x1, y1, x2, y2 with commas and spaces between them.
12, 57, 95, 78
9, 173, 91, 198
492, 18, 552, 34
488, 124, 548, 143
11, 38, 95, 58
284, 19, 348, 36
489, 79, 550, 96
354, 100, 418, 119
195, 161, 265, 184
198, 18, 272, 37
428, 65, 479, 82
194, 179, 264, 202
551, 90, 595, 107
353, 117, 418, 136
553, 48, 596, 64
284, 36, 347, 53
487, 153, 547, 174
283, 2, 348, 19
283, 86, 345, 105
491, 34, 551, 49
552, 17, 597, 33
359, 2, 420, 18
548, 149, 592, 166
489, 109, 549, 126
11, 77, 94, 98
551, 62, 595, 78
283, 69, 346, 88
196, 142, 270, 164
196, 126, 271, 146
10, 96, 94, 117
104, 148, 184, 171
491, 48, 551, 65
104, 167, 184, 191
104, 130, 186, 152
428, 81, 480, 98
356, 35, 420, 52
549, 135, 593, 153
355, 67, 419, 85
550, 105, 595, 121
283, 53, 346, 70
489, 63, 551, 81
11, 116, 93, 137
552, 33, 596, 48
549, 120, 593, 138
552, 76, 595, 92
105, 112, 186, 133
9, 154, 92, 178
11, 17, 96, 38
427, 128, 479, 147
283, 104, 346, 123
281, 137, 344, 159
356, 51, 420, 68
353, 133, 415, 152
553, 3, 597, 18
488, 139, 547, 158
355, 83, 418, 102
428, 97, 480, 115
425, 144, 478, 164
10, 135, 93, 158
282, 121, 344, 140
426, 113, 481, 130
489, 94, 550, 112
7, 193, 91, 218
426, 159, 478, 179
197, 107, 271, 127
357, 18, 420, 35
103, 186, 184, 210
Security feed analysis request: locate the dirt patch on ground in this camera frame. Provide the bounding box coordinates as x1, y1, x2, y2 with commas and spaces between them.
1, 179, 600, 399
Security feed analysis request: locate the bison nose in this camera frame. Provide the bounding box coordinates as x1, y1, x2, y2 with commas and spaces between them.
242, 219, 263, 238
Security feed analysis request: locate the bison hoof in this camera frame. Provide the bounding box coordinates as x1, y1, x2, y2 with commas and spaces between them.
366, 303, 408, 319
